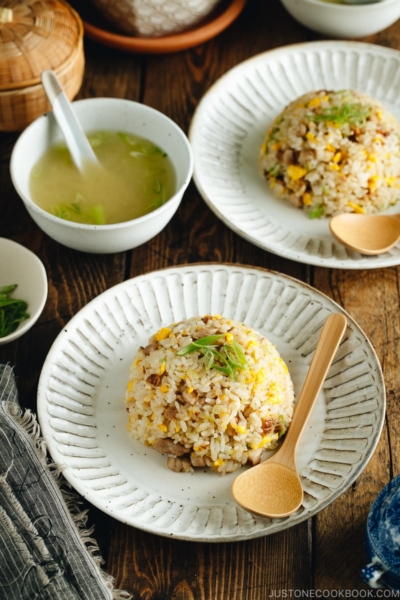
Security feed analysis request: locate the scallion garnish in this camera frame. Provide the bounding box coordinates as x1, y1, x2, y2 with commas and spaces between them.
118, 132, 165, 157
176, 334, 248, 380
308, 205, 324, 219
308, 103, 372, 127
0, 285, 29, 338
51, 194, 106, 225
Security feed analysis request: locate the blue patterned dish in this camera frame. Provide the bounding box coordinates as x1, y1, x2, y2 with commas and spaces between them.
361, 475, 400, 590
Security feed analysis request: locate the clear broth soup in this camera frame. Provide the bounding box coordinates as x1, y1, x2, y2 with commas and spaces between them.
29, 131, 176, 225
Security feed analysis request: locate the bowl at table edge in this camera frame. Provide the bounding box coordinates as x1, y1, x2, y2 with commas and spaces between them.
89, 0, 223, 37
0, 238, 48, 345
361, 475, 400, 590
279, 0, 400, 37
10, 98, 194, 254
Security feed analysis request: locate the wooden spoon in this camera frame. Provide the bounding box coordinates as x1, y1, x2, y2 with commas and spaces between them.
329, 213, 400, 255
231, 312, 347, 518
41, 70, 100, 172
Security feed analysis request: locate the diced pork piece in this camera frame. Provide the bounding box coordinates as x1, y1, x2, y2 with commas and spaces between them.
289, 194, 303, 208
261, 418, 274, 434
190, 454, 206, 467
192, 327, 219, 339
182, 390, 198, 405
316, 149, 334, 163
225, 423, 236, 437
141, 342, 158, 355
281, 149, 294, 165
298, 123, 307, 136
247, 449, 262, 466
298, 149, 315, 165
153, 438, 187, 456
164, 407, 178, 420
146, 373, 161, 386
167, 456, 193, 473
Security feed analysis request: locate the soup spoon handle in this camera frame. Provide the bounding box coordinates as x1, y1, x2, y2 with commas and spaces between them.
41, 70, 99, 171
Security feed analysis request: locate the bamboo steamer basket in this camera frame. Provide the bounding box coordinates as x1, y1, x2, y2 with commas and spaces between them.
0, 0, 84, 131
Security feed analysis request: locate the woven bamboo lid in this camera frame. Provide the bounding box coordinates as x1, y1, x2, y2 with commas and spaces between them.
0, 0, 83, 91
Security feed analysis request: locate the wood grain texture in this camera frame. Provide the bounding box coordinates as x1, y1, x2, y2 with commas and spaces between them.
103, 522, 312, 598
313, 267, 397, 590
1, 0, 400, 596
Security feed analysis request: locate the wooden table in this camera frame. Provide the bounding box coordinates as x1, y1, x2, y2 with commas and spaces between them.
1, 0, 399, 596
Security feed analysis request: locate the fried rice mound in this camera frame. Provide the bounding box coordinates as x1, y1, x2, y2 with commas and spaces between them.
125, 315, 295, 474
259, 89, 400, 218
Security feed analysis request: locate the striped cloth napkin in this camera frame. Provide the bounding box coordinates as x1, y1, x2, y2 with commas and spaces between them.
0, 363, 130, 600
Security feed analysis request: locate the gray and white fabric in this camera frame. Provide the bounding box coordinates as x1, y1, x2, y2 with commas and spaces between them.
0, 363, 130, 600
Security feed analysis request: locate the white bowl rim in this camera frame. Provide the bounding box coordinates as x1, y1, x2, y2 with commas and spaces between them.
285, 0, 398, 9
10, 98, 194, 232
0, 238, 48, 344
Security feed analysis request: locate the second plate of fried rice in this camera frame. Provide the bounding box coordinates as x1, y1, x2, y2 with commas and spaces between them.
189, 40, 400, 269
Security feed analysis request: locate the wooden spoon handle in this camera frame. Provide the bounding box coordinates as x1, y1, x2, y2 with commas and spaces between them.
271, 313, 347, 469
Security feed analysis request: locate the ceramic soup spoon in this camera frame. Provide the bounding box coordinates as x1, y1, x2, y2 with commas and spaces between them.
231, 312, 347, 518
41, 70, 100, 172
329, 213, 400, 255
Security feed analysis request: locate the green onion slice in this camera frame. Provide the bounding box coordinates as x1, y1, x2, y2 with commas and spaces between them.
176, 333, 247, 380
0, 285, 30, 338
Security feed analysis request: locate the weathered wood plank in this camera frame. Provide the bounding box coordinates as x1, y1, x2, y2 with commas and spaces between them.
312, 264, 398, 589
104, 523, 313, 598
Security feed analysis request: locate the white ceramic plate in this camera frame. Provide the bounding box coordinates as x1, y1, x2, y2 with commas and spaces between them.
189, 41, 400, 269
37, 264, 385, 541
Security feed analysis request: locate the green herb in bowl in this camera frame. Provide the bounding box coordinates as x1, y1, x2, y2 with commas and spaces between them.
0, 285, 30, 338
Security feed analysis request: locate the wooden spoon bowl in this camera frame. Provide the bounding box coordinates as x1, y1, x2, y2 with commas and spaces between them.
329, 213, 400, 255
232, 461, 303, 518
232, 313, 347, 518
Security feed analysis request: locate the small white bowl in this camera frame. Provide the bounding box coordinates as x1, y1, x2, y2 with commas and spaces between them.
10, 98, 194, 254
0, 238, 48, 345
279, 0, 400, 37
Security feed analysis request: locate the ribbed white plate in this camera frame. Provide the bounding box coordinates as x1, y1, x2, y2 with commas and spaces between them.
37, 265, 385, 541
189, 41, 400, 269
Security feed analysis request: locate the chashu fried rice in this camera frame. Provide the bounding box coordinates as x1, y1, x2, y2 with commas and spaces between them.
125, 315, 295, 474
259, 89, 400, 218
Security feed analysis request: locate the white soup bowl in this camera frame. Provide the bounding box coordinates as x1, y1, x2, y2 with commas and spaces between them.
279, 0, 400, 38
10, 98, 193, 254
